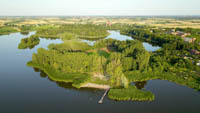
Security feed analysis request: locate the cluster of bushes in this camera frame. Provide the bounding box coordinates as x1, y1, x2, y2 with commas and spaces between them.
108, 86, 155, 101
48, 41, 91, 53
18, 35, 40, 49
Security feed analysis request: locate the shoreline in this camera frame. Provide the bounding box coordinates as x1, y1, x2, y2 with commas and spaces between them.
81, 83, 110, 90
27, 62, 111, 90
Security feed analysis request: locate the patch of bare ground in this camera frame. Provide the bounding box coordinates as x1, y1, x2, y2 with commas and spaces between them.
81, 83, 110, 89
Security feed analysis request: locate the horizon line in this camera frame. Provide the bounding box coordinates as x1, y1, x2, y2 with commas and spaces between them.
0, 15, 200, 17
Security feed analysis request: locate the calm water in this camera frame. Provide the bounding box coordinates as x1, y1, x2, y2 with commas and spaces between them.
83, 30, 161, 52
0, 32, 200, 113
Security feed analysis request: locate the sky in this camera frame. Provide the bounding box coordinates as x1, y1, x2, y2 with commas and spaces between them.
0, 0, 200, 16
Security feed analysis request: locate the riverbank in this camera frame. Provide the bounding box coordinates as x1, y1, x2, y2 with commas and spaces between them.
27, 61, 111, 90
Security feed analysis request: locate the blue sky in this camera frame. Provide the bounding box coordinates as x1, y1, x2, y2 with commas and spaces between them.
0, 0, 200, 16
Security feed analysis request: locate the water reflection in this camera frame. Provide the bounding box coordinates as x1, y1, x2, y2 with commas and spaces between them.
32, 67, 103, 93
20, 32, 29, 35
82, 30, 161, 52
135, 81, 147, 89
33, 68, 48, 78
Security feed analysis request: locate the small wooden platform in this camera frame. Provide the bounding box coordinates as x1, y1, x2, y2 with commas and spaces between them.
98, 88, 110, 104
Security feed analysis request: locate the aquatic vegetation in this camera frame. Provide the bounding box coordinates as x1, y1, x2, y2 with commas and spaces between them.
108, 86, 155, 101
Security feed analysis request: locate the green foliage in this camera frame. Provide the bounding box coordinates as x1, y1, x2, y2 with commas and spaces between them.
60, 24, 109, 39
18, 35, 40, 49
125, 71, 200, 90
121, 28, 181, 46
108, 86, 155, 101
27, 62, 90, 88
25, 24, 200, 101
36, 26, 61, 39
60, 32, 77, 40
19, 25, 37, 32
48, 40, 91, 53
97, 50, 110, 58
35, 24, 109, 40
122, 26, 200, 90
106, 52, 129, 88
0, 27, 18, 35
31, 48, 107, 74
27, 47, 107, 88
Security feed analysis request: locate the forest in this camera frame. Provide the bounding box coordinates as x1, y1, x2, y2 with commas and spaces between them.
35, 24, 109, 40
18, 35, 40, 49
27, 38, 154, 101
122, 26, 200, 90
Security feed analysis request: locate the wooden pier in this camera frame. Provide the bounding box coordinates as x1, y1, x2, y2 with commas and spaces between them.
98, 88, 110, 104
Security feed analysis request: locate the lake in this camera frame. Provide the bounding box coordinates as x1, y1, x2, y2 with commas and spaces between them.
0, 31, 200, 113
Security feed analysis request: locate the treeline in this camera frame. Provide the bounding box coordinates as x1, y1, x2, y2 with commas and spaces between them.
35, 24, 109, 40
48, 41, 91, 53
0, 27, 18, 35
18, 35, 40, 49
121, 27, 200, 50
19, 25, 38, 35
121, 28, 180, 46
94, 39, 150, 72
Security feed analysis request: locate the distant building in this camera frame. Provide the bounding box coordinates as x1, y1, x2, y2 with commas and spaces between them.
106, 21, 112, 26
190, 49, 200, 55
171, 31, 191, 38
172, 29, 176, 32
183, 37, 196, 43
196, 60, 200, 66
183, 56, 193, 60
